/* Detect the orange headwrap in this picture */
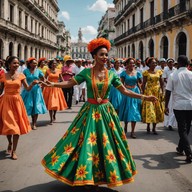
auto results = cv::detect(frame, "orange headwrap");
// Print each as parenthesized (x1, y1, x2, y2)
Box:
(38, 57, 46, 63)
(27, 57, 36, 63)
(87, 38, 111, 53)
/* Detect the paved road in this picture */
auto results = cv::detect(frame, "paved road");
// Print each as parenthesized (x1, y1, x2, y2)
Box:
(0, 102, 192, 192)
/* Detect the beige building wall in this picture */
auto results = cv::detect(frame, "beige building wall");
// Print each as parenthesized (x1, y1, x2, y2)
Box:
(114, 0, 192, 60)
(0, 0, 59, 60)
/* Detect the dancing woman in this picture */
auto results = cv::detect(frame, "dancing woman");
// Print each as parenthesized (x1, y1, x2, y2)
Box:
(0, 56, 38, 160)
(41, 38, 157, 189)
(43, 59, 68, 124)
(109, 59, 124, 113)
(142, 57, 164, 134)
(119, 58, 142, 138)
(21, 57, 47, 130)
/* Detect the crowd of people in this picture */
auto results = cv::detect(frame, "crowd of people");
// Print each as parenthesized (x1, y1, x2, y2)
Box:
(0, 37, 192, 190)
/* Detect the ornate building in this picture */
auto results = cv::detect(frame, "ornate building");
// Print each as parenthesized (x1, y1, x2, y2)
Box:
(97, 7, 116, 57)
(0, 0, 59, 60)
(57, 21, 71, 57)
(114, 0, 192, 60)
(71, 28, 91, 59)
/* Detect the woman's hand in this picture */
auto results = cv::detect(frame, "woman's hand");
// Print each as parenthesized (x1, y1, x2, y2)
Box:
(32, 80, 39, 85)
(144, 95, 158, 102)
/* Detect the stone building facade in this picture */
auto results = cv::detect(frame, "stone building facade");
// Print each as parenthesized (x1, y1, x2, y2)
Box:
(57, 21, 71, 58)
(97, 7, 116, 57)
(71, 28, 91, 59)
(114, 0, 192, 60)
(0, 0, 59, 60)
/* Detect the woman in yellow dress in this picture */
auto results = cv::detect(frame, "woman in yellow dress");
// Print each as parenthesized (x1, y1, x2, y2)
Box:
(142, 57, 164, 134)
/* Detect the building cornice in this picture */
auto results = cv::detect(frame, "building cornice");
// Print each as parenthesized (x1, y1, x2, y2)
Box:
(0, 18, 58, 49)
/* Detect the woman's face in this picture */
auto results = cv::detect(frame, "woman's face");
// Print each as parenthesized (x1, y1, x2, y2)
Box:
(149, 59, 157, 70)
(30, 60, 38, 69)
(94, 48, 108, 66)
(114, 61, 120, 68)
(51, 61, 57, 69)
(126, 59, 135, 70)
(9, 58, 19, 71)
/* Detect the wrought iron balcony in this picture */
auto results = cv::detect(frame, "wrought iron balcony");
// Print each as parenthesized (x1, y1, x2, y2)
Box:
(114, 0, 188, 44)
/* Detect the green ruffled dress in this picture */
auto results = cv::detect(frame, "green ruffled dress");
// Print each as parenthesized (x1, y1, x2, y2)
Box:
(42, 68, 137, 187)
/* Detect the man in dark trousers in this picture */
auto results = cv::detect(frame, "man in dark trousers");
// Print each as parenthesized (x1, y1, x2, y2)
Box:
(165, 55, 192, 163)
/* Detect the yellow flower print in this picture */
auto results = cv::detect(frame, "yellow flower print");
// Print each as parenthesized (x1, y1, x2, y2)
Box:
(88, 132, 97, 146)
(75, 165, 88, 180)
(92, 110, 102, 122)
(125, 162, 132, 173)
(62, 130, 69, 140)
(106, 150, 116, 163)
(88, 152, 100, 167)
(121, 132, 127, 141)
(51, 152, 59, 166)
(78, 132, 84, 147)
(71, 127, 80, 135)
(109, 121, 116, 131)
(95, 170, 104, 180)
(109, 170, 119, 183)
(64, 143, 74, 155)
(103, 133, 109, 147)
(48, 147, 56, 155)
(72, 152, 79, 161)
(118, 149, 125, 161)
(58, 162, 65, 171)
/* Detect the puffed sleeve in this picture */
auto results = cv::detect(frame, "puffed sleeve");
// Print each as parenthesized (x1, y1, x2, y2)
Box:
(142, 70, 148, 77)
(38, 69, 44, 78)
(157, 70, 163, 76)
(112, 72, 123, 88)
(137, 71, 142, 79)
(73, 68, 87, 85)
(120, 71, 126, 79)
(19, 73, 26, 81)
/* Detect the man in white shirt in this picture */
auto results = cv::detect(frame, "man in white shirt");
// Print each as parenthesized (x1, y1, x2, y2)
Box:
(17, 60, 27, 73)
(155, 58, 166, 71)
(72, 59, 86, 104)
(162, 58, 177, 130)
(165, 55, 192, 163)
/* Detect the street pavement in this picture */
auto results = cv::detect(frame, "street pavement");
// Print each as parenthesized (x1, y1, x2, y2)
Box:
(0, 102, 192, 192)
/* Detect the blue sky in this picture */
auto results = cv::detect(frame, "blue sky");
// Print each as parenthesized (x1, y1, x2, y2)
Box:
(57, 0, 114, 43)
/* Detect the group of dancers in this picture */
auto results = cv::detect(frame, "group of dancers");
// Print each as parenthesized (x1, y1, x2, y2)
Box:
(0, 37, 191, 190)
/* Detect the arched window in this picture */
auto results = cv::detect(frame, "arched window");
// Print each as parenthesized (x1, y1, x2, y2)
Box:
(30, 47, 33, 57)
(161, 36, 168, 59)
(24, 45, 28, 61)
(139, 41, 144, 61)
(17, 44, 21, 59)
(0, 39, 3, 59)
(35, 48, 37, 58)
(149, 39, 154, 57)
(177, 32, 187, 56)
(128, 45, 130, 57)
(9, 42, 13, 56)
(132, 44, 135, 58)
(124, 46, 127, 57)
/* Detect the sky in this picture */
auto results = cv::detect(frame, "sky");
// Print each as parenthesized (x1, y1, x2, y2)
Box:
(57, 0, 114, 43)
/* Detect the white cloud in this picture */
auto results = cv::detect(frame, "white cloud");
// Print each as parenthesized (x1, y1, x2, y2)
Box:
(88, 0, 114, 13)
(71, 35, 94, 43)
(61, 11, 70, 20)
(81, 26, 97, 35)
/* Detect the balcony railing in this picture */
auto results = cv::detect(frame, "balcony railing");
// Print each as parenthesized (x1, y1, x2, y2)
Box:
(114, 0, 188, 44)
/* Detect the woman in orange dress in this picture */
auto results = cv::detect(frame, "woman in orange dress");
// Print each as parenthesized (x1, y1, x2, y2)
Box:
(43, 59, 67, 124)
(0, 56, 38, 160)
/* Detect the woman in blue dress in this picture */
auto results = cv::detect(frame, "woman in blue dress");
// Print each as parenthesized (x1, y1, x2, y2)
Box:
(21, 57, 47, 130)
(119, 58, 142, 138)
(109, 59, 124, 113)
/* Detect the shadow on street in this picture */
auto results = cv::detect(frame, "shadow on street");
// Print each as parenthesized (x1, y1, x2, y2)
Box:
(1, 181, 119, 192)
